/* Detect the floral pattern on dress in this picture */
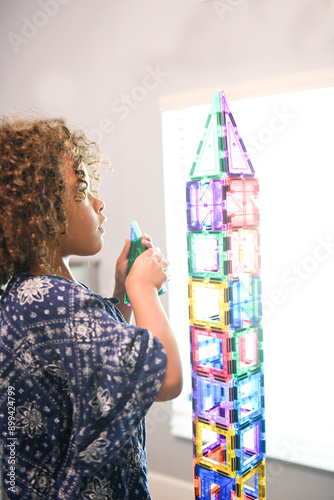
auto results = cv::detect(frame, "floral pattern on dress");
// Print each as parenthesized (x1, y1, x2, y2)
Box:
(16, 346, 35, 369)
(89, 387, 114, 419)
(15, 276, 53, 305)
(16, 401, 47, 438)
(71, 310, 100, 342)
(78, 432, 111, 464)
(81, 476, 113, 500)
(44, 363, 70, 392)
(72, 322, 94, 342)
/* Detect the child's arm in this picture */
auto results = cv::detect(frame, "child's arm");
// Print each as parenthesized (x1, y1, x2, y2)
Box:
(125, 247, 183, 401)
(113, 238, 133, 323)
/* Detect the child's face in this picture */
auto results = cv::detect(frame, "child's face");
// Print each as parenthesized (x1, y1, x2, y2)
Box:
(58, 160, 107, 259)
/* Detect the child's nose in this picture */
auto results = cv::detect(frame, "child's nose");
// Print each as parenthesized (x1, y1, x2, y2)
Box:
(97, 199, 105, 213)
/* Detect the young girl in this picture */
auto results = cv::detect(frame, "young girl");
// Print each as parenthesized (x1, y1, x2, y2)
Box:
(0, 117, 182, 499)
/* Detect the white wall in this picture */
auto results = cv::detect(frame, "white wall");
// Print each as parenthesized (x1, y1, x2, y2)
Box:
(1, 1, 334, 498)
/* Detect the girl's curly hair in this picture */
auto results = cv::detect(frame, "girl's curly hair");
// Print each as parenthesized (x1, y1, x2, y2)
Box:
(0, 116, 106, 293)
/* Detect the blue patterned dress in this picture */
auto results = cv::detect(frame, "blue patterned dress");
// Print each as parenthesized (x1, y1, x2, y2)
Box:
(0, 273, 167, 499)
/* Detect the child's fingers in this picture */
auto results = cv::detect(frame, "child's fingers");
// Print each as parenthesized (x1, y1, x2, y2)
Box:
(119, 238, 131, 260)
(162, 259, 170, 270)
(161, 260, 170, 285)
(152, 250, 170, 277)
(141, 233, 153, 249)
(127, 247, 170, 290)
(162, 260, 170, 278)
(115, 239, 132, 286)
(152, 247, 162, 260)
(141, 247, 169, 270)
(146, 247, 167, 264)
(164, 267, 171, 283)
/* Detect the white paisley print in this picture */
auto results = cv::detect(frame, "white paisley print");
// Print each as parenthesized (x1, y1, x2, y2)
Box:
(15, 276, 53, 305)
(89, 387, 114, 419)
(0, 273, 167, 499)
(82, 476, 113, 500)
(16, 401, 47, 438)
(78, 433, 111, 464)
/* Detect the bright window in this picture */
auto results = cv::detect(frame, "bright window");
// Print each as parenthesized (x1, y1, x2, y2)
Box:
(162, 85, 334, 472)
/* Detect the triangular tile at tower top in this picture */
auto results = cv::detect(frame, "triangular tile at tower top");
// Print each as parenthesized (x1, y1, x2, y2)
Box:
(220, 92, 255, 177)
(189, 92, 226, 180)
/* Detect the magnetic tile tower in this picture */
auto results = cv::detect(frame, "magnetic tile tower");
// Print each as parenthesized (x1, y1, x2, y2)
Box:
(186, 91, 266, 500)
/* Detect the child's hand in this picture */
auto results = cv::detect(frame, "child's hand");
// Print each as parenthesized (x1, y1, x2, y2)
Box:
(114, 238, 131, 289)
(125, 246, 169, 297)
(141, 233, 153, 250)
(115, 233, 154, 289)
